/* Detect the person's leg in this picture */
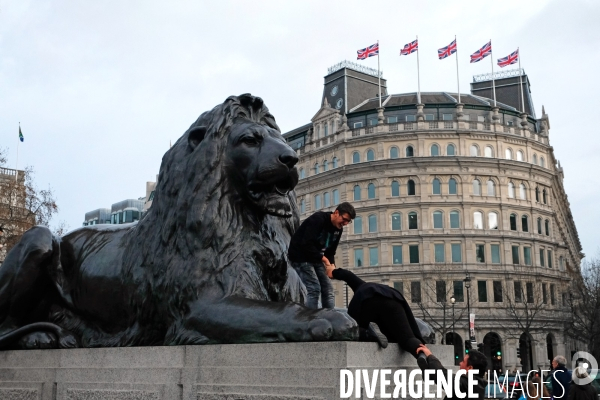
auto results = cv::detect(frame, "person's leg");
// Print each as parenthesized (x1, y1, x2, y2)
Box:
(314, 263, 335, 309)
(291, 262, 321, 309)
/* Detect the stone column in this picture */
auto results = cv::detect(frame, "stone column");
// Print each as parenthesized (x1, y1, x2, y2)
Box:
(491, 107, 501, 132)
(456, 103, 466, 130)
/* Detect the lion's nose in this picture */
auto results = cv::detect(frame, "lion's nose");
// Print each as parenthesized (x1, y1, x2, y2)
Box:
(279, 151, 298, 168)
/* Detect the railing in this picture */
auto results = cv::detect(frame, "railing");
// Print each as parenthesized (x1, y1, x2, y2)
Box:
(444, 121, 453, 129)
(366, 127, 375, 134)
(428, 122, 438, 129)
(0, 167, 18, 177)
(469, 122, 477, 130)
(388, 123, 398, 132)
(483, 123, 491, 131)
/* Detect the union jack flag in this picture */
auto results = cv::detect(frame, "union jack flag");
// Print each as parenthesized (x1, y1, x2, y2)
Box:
(357, 43, 379, 60)
(400, 40, 418, 55)
(470, 41, 492, 63)
(497, 49, 519, 68)
(438, 39, 457, 60)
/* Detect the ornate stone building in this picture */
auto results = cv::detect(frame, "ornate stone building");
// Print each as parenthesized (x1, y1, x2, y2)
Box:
(283, 61, 584, 373)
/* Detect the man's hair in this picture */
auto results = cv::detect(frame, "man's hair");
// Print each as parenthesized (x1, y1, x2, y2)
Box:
(553, 355, 567, 367)
(336, 202, 356, 219)
(467, 350, 488, 376)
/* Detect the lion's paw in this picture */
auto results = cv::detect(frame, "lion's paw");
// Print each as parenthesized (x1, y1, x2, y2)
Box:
(18, 332, 58, 349)
(311, 309, 358, 341)
(57, 329, 79, 349)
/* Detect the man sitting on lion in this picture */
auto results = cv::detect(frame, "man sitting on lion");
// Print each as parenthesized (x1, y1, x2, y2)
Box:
(0, 94, 357, 349)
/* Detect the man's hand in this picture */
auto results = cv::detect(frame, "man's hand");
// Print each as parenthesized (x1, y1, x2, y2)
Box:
(322, 256, 331, 267)
(325, 263, 335, 279)
(417, 344, 432, 357)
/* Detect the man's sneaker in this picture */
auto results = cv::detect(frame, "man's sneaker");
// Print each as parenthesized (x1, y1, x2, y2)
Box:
(417, 352, 429, 370)
(367, 322, 388, 348)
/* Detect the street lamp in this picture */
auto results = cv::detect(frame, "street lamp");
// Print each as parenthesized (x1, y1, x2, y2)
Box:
(450, 296, 456, 344)
(464, 272, 472, 342)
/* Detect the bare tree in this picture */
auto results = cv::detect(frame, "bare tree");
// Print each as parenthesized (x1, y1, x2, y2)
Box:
(502, 276, 554, 339)
(567, 255, 600, 361)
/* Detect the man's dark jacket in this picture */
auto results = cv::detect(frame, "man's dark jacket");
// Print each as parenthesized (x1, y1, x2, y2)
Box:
(288, 211, 342, 264)
(551, 367, 571, 399)
(568, 383, 597, 400)
(426, 355, 486, 400)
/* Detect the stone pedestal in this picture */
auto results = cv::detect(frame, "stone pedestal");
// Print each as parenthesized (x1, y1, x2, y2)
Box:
(0, 342, 453, 400)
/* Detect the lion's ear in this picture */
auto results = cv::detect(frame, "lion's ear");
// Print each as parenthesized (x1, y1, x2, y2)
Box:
(188, 126, 207, 150)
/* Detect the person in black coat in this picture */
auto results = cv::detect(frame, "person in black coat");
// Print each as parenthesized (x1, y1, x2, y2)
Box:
(552, 356, 572, 399)
(568, 367, 598, 400)
(324, 264, 428, 365)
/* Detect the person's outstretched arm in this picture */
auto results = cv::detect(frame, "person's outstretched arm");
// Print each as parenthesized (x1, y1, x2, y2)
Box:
(325, 265, 365, 292)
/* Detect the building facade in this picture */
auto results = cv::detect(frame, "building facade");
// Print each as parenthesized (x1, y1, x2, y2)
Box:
(283, 62, 584, 373)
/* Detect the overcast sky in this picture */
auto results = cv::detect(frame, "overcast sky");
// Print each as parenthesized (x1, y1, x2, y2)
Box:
(0, 0, 598, 259)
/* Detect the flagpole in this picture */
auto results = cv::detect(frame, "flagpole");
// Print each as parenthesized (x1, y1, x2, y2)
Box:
(455, 35, 461, 103)
(377, 40, 382, 108)
(490, 40, 497, 107)
(15, 123, 20, 182)
(416, 35, 421, 104)
(518, 48, 525, 114)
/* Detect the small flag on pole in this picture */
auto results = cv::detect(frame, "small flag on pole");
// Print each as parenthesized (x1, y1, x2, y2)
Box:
(357, 43, 379, 60)
(470, 41, 492, 63)
(497, 49, 519, 68)
(19, 126, 24, 142)
(438, 39, 457, 59)
(400, 40, 418, 55)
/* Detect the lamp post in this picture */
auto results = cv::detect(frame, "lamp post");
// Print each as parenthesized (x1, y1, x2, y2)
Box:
(451, 296, 456, 344)
(464, 272, 472, 342)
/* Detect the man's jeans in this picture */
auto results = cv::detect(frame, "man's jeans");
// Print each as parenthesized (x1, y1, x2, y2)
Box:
(291, 261, 335, 309)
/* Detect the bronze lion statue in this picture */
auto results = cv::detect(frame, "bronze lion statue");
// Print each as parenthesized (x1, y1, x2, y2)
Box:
(0, 94, 357, 349)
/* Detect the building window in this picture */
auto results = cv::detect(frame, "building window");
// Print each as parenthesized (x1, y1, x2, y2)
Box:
(388, 116, 398, 123)
(332, 157, 338, 168)
(520, 184, 526, 200)
(484, 146, 493, 158)
(537, 218, 542, 234)
(476, 244, 485, 262)
(333, 189, 339, 205)
(366, 149, 375, 161)
(548, 250, 553, 268)
(470, 145, 479, 157)
(443, 113, 453, 121)
(392, 245, 403, 264)
(493, 281, 503, 302)
(411, 281, 421, 302)
(354, 216, 363, 234)
(408, 212, 418, 229)
(478, 281, 488, 302)
(524, 247, 532, 265)
(407, 180, 416, 195)
(453, 281, 464, 302)
(451, 243, 462, 262)
(352, 152, 360, 164)
(487, 180, 495, 196)
(533, 154, 538, 165)
(433, 211, 443, 229)
(505, 148, 513, 160)
(425, 114, 434, 121)
(473, 179, 481, 196)
(473, 212, 483, 229)
(432, 178, 441, 195)
(300, 199, 306, 214)
(391, 181, 400, 197)
(323, 160, 328, 171)
(354, 122, 363, 129)
(436, 281, 447, 302)
(314, 194, 321, 210)
(535, 187, 540, 202)
(550, 284, 556, 305)
(368, 214, 377, 232)
(391, 213, 401, 230)
(369, 247, 378, 266)
(367, 183, 376, 199)
(517, 150, 524, 161)
(539, 248, 545, 267)
(409, 245, 419, 263)
(406, 115, 416, 122)
(299, 168, 305, 179)
(449, 178, 457, 194)
(510, 213, 517, 231)
(512, 245, 520, 264)
(543, 189, 548, 204)
(488, 212, 498, 230)
(324, 124, 329, 136)
(508, 182, 515, 198)
(447, 144, 456, 156)
(540, 157, 545, 168)
(521, 215, 529, 232)
(354, 249, 364, 267)
(431, 144, 440, 156)
(390, 147, 399, 159)
(394, 281, 404, 294)
(542, 283, 548, 304)
(434, 243, 445, 263)
(527, 285, 535, 305)
(545, 219, 550, 236)
(514, 281, 522, 303)
(491, 244, 501, 264)
(450, 211, 460, 228)
(353, 185, 361, 201)
(314, 163, 320, 174)
(406, 146, 414, 157)
(324, 192, 330, 207)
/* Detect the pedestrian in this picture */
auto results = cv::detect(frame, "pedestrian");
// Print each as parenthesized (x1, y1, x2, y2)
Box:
(288, 202, 355, 309)
(568, 366, 598, 400)
(323, 263, 429, 365)
(416, 345, 488, 399)
(551, 355, 571, 399)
